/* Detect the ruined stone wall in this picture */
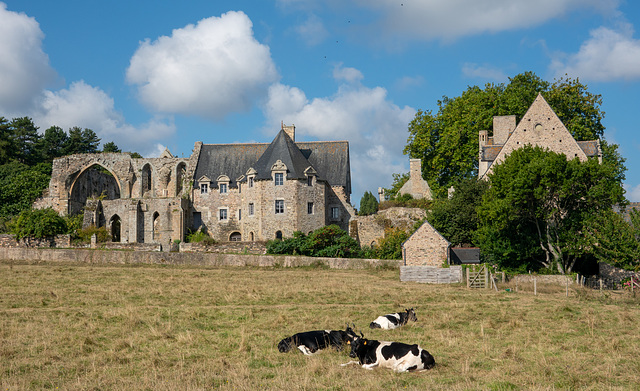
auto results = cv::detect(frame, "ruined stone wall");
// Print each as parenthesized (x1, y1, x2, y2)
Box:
(402, 220, 449, 267)
(353, 207, 427, 247)
(326, 185, 355, 232)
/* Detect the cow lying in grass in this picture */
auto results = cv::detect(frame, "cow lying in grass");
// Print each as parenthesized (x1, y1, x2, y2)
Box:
(369, 308, 417, 330)
(278, 325, 357, 355)
(341, 333, 435, 372)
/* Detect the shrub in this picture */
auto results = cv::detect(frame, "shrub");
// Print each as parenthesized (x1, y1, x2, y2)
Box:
(11, 208, 67, 240)
(75, 225, 111, 244)
(186, 230, 216, 246)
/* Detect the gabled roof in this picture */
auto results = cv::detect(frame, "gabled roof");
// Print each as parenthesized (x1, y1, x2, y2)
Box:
(253, 130, 315, 180)
(192, 130, 351, 192)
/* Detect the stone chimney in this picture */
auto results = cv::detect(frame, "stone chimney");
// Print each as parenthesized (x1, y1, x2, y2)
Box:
(493, 115, 516, 145)
(409, 159, 422, 182)
(282, 122, 295, 142)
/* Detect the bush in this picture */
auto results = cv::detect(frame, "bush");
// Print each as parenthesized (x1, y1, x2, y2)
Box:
(11, 208, 67, 240)
(75, 225, 111, 244)
(186, 230, 216, 246)
(266, 225, 364, 258)
(372, 227, 409, 260)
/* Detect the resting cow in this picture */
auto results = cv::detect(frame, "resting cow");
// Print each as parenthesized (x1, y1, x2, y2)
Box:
(342, 334, 435, 372)
(278, 325, 357, 355)
(369, 308, 417, 330)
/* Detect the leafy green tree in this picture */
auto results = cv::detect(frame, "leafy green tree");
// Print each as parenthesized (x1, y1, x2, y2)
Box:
(11, 207, 67, 240)
(382, 172, 409, 200)
(9, 117, 42, 165)
(582, 209, 640, 271)
(476, 146, 626, 274)
(64, 127, 101, 155)
(0, 162, 52, 219)
(102, 141, 121, 153)
(0, 117, 11, 164)
(404, 72, 606, 195)
(373, 227, 409, 260)
(39, 126, 69, 162)
(359, 191, 379, 216)
(427, 178, 489, 246)
(129, 152, 143, 159)
(266, 225, 364, 258)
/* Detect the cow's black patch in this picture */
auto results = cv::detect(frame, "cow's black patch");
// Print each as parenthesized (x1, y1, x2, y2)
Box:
(381, 342, 414, 360)
(384, 315, 400, 325)
(406, 365, 417, 371)
(420, 349, 436, 369)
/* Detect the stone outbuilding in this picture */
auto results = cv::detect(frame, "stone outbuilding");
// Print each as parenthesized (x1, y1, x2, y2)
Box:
(402, 220, 450, 266)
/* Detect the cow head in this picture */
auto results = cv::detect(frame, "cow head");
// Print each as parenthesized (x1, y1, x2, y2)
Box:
(406, 308, 418, 322)
(277, 338, 292, 353)
(344, 323, 358, 342)
(347, 332, 366, 358)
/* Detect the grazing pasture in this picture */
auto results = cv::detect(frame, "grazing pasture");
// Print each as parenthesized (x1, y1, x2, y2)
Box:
(1, 260, 640, 390)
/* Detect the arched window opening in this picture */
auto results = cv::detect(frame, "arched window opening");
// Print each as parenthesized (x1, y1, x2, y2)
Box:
(110, 215, 121, 242)
(275, 230, 283, 240)
(229, 232, 242, 242)
(176, 162, 186, 196)
(142, 164, 152, 197)
(153, 212, 160, 240)
(250, 232, 254, 241)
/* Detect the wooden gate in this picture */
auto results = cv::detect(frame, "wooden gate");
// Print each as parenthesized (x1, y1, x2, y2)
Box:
(467, 264, 488, 289)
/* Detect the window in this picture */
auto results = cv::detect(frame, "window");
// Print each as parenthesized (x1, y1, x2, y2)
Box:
(200, 183, 208, 194)
(219, 183, 227, 194)
(274, 173, 284, 186)
(307, 202, 314, 214)
(238, 209, 241, 221)
(275, 200, 284, 214)
(331, 207, 339, 220)
(248, 203, 254, 216)
(219, 208, 228, 221)
(248, 177, 254, 188)
(307, 176, 313, 186)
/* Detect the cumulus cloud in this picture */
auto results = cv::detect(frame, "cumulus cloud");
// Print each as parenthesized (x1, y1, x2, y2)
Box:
(0, 2, 56, 114)
(332, 64, 364, 83)
(625, 183, 640, 202)
(551, 23, 640, 81)
(263, 65, 415, 200)
(33, 81, 175, 157)
(462, 63, 508, 82)
(126, 11, 278, 119)
(295, 14, 329, 46)
(354, 0, 619, 41)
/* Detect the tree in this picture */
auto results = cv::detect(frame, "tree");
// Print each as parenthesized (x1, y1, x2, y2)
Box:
(39, 126, 69, 162)
(582, 209, 640, 271)
(373, 227, 409, 260)
(266, 225, 364, 258)
(427, 178, 488, 246)
(383, 172, 409, 200)
(11, 207, 67, 240)
(404, 72, 606, 196)
(0, 162, 52, 219)
(64, 127, 101, 155)
(0, 117, 11, 164)
(359, 191, 379, 216)
(102, 141, 121, 153)
(476, 146, 626, 274)
(9, 117, 42, 165)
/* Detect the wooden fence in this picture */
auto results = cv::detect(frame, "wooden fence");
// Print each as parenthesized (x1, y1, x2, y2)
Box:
(400, 266, 463, 284)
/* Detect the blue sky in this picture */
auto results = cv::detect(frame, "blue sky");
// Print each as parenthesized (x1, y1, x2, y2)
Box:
(1, 0, 639, 205)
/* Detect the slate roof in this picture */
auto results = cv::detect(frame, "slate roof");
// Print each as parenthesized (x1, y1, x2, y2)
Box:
(192, 130, 351, 192)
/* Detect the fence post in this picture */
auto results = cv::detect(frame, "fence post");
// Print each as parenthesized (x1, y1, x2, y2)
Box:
(501, 272, 505, 283)
(566, 276, 569, 297)
(515, 277, 518, 293)
(534, 278, 537, 296)
(599, 278, 603, 291)
(466, 267, 470, 288)
(484, 266, 489, 289)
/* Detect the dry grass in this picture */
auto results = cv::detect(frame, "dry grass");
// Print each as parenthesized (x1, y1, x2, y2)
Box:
(1, 261, 640, 390)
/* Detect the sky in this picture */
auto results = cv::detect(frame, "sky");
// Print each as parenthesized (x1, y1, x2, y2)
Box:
(1, 0, 640, 205)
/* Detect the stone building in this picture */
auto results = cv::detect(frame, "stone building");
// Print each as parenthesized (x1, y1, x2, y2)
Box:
(402, 220, 450, 266)
(397, 158, 432, 200)
(35, 124, 354, 245)
(479, 93, 601, 179)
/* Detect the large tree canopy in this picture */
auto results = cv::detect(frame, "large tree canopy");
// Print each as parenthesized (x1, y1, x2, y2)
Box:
(404, 72, 606, 196)
(476, 146, 626, 274)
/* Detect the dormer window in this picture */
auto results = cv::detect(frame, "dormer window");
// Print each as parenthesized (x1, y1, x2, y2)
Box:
(304, 166, 317, 187)
(217, 175, 230, 195)
(274, 173, 284, 186)
(249, 177, 254, 188)
(198, 175, 211, 194)
(307, 176, 313, 186)
(246, 168, 257, 188)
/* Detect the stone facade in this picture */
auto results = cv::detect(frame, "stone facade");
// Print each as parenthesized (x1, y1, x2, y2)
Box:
(351, 207, 427, 247)
(34, 125, 354, 245)
(402, 220, 450, 266)
(479, 93, 601, 179)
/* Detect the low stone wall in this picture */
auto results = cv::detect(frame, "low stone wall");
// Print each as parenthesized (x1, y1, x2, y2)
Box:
(180, 241, 267, 254)
(0, 247, 401, 270)
(0, 234, 71, 248)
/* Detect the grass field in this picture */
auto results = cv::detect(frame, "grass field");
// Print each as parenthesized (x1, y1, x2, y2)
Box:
(1, 260, 640, 390)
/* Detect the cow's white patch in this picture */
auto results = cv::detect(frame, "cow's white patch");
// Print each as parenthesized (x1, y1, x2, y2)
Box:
(297, 345, 314, 356)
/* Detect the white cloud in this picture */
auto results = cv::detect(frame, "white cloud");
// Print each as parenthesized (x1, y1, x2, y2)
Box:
(263, 73, 416, 201)
(333, 63, 364, 83)
(126, 11, 278, 119)
(551, 23, 640, 81)
(353, 0, 619, 41)
(295, 14, 329, 46)
(462, 63, 508, 82)
(34, 81, 176, 157)
(0, 2, 56, 114)
(626, 183, 640, 202)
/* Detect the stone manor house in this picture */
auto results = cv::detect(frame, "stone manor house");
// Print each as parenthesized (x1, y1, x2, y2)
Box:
(35, 125, 355, 245)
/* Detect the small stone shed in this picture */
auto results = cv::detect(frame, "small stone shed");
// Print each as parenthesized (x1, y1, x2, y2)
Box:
(402, 220, 450, 266)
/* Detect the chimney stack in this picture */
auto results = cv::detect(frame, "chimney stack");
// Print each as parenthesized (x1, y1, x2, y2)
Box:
(282, 122, 295, 141)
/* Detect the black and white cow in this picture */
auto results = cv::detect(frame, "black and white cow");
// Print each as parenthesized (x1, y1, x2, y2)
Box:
(342, 334, 435, 372)
(278, 325, 357, 355)
(369, 308, 417, 330)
